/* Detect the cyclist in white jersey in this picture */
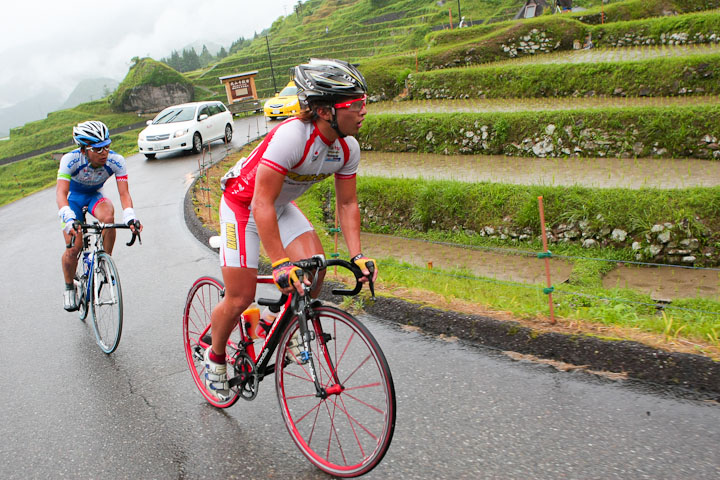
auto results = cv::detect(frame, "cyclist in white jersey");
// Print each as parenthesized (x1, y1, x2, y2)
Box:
(57, 120, 142, 311)
(203, 59, 378, 401)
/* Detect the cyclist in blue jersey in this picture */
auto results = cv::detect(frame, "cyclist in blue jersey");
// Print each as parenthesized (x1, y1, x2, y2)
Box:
(57, 120, 142, 311)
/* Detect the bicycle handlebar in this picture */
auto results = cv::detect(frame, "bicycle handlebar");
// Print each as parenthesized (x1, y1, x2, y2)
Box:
(66, 222, 142, 249)
(257, 256, 376, 308)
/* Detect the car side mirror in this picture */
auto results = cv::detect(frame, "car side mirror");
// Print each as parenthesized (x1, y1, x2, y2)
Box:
(146, 120, 153, 125)
(199, 114, 208, 121)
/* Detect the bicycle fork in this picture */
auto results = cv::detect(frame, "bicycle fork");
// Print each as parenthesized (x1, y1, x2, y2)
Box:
(297, 301, 344, 400)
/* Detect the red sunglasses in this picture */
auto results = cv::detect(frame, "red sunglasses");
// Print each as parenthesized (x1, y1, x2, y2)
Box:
(333, 95, 366, 111)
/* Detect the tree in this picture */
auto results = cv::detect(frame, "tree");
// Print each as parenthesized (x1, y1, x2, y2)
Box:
(217, 47, 228, 60)
(199, 45, 213, 67)
(182, 48, 201, 71)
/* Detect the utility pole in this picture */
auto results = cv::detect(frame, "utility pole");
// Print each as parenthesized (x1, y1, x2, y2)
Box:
(457, 0, 461, 27)
(266, 35, 277, 94)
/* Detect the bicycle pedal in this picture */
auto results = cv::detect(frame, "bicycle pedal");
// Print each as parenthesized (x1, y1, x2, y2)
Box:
(193, 346, 204, 362)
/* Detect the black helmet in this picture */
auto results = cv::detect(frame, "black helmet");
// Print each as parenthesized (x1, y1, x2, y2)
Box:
(294, 58, 367, 108)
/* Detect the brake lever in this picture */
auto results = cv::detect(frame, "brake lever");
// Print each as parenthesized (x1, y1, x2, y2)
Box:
(366, 261, 376, 300)
(126, 221, 142, 246)
(126, 231, 141, 246)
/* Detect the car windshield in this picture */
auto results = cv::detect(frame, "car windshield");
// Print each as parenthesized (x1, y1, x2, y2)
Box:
(153, 106, 196, 124)
(278, 85, 297, 96)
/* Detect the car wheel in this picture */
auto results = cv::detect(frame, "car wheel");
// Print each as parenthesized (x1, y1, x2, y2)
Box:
(191, 132, 202, 154)
(144, 153, 156, 159)
(224, 124, 233, 143)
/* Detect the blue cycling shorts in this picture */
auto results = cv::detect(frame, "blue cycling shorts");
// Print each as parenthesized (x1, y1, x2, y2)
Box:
(67, 190, 107, 220)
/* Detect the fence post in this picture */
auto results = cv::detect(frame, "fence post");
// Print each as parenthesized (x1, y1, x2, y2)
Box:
(537, 196, 556, 324)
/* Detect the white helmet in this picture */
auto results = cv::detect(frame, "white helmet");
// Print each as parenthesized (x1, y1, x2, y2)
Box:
(72, 120, 111, 147)
(294, 58, 367, 108)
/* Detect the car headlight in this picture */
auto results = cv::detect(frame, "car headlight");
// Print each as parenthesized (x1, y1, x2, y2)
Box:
(174, 128, 189, 138)
(285, 100, 298, 107)
(139, 135, 146, 141)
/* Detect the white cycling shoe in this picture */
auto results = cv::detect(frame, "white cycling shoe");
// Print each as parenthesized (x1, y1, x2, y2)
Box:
(63, 288, 78, 312)
(203, 348, 231, 401)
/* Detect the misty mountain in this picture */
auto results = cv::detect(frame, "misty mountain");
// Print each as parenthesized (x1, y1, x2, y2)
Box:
(59, 78, 119, 110)
(181, 40, 223, 56)
(0, 90, 63, 138)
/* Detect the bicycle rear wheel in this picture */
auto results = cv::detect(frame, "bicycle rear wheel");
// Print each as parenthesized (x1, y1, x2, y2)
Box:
(275, 305, 396, 477)
(91, 252, 123, 354)
(182, 276, 240, 408)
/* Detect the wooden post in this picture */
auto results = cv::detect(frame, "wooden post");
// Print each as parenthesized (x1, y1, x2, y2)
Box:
(537, 196, 556, 324)
(449, 9, 453, 29)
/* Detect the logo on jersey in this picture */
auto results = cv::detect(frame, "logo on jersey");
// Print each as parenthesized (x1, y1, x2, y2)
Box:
(225, 223, 238, 250)
(325, 145, 341, 162)
(310, 150, 320, 162)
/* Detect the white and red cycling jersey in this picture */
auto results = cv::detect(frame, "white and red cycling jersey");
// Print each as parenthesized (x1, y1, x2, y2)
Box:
(221, 117, 360, 208)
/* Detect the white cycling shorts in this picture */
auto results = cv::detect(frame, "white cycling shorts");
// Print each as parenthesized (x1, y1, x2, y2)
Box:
(218, 196, 314, 269)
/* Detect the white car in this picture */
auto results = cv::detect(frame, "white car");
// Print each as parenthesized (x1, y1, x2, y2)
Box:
(137, 101, 234, 159)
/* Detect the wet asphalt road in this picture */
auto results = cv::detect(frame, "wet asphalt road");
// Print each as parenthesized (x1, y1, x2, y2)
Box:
(0, 114, 718, 479)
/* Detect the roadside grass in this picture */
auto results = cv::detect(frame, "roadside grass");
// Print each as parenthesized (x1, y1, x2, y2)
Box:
(0, 100, 142, 160)
(195, 148, 720, 355)
(0, 130, 142, 207)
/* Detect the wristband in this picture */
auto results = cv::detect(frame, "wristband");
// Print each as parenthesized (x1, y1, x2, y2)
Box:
(272, 257, 291, 268)
(58, 205, 76, 225)
(122, 207, 136, 224)
(351, 253, 364, 262)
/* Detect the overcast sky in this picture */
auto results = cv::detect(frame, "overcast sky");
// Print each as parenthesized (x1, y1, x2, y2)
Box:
(0, 0, 297, 108)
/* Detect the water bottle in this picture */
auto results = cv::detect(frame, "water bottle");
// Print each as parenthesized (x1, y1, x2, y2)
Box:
(82, 252, 91, 277)
(242, 306, 261, 340)
(257, 307, 278, 339)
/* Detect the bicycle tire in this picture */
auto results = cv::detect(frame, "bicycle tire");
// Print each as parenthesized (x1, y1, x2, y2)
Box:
(74, 252, 89, 321)
(275, 305, 396, 477)
(182, 276, 241, 408)
(91, 252, 123, 353)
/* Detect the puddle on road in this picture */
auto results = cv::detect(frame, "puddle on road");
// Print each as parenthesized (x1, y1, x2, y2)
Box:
(359, 151, 720, 189)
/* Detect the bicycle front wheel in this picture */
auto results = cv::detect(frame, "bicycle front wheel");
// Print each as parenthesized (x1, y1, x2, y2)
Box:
(276, 305, 396, 477)
(74, 252, 89, 321)
(182, 276, 240, 408)
(91, 252, 123, 354)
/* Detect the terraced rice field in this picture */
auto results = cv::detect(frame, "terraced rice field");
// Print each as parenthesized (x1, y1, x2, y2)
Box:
(358, 151, 720, 189)
(369, 94, 720, 114)
(484, 43, 720, 68)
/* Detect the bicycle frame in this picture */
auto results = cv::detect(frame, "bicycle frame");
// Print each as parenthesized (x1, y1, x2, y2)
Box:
(197, 257, 372, 396)
(74, 223, 138, 306)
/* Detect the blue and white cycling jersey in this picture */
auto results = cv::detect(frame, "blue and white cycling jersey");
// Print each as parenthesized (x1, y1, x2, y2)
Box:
(57, 148, 128, 194)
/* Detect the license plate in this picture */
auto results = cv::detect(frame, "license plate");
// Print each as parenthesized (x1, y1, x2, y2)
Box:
(272, 110, 280, 115)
